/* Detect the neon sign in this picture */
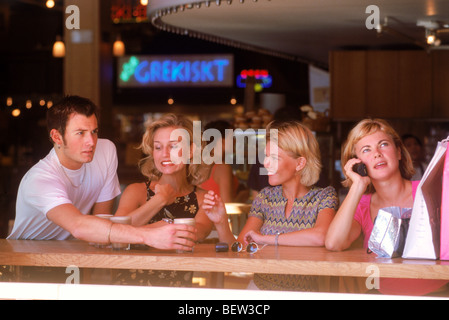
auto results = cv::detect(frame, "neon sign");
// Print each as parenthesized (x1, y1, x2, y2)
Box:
(236, 69, 272, 89)
(118, 54, 234, 88)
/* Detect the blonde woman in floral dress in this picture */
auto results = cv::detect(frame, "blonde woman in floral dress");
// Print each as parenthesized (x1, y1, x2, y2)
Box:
(114, 113, 213, 287)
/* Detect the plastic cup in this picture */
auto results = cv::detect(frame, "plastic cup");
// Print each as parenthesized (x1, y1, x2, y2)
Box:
(110, 216, 132, 250)
(91, 214, 114, 248)
(174, 218, 196, 253)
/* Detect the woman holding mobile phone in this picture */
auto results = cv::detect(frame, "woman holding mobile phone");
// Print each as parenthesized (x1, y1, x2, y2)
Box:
(325, 118, 447, 296)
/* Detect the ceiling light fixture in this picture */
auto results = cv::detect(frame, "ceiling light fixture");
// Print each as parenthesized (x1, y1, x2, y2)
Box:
(12, 109, 21, 117)
(417, 19, 446, 48)
(52, 35, 65, 58)
(425, 29, 442, 47)
(46, 0, 55, 9)
(113, 35, 126, 57)
(426, 31, 436, 45)
(376, 17, 428, 49)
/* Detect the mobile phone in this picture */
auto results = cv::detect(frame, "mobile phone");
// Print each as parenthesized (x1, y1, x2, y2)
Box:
(215, 242, 229, 252)
(352, 162, 368, 177)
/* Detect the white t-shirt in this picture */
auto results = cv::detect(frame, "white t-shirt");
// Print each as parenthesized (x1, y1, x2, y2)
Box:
(8, 139, 121, 240)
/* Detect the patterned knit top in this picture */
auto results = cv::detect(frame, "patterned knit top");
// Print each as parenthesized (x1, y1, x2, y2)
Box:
(249, 185, 338, 291)
(250, 185, 338, 236)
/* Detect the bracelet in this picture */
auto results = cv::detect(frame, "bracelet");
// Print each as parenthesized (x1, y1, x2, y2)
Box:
(275, 232, 281, 246)
(107, 222, 113, 244)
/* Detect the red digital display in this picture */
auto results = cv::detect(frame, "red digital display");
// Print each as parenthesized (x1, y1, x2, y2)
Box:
(237, 69, 272, 89)
(111, 0, 148, 23)
(240, 69, 269, 79)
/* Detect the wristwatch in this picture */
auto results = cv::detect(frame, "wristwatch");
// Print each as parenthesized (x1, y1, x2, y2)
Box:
(275, 232, 281, 246)
(162, 218, 173, 224)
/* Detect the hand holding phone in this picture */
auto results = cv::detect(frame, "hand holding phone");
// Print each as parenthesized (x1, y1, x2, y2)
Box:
(352, 162, 368, 177)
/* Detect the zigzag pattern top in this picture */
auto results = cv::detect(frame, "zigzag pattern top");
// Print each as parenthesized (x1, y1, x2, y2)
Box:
(249, 185, 338, 235)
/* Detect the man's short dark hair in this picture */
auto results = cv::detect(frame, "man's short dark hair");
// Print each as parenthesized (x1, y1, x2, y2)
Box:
(47, 95, 99, 142)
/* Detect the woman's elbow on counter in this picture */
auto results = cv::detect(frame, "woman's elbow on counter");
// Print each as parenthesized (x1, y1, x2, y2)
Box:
(324, 237, 346, 252)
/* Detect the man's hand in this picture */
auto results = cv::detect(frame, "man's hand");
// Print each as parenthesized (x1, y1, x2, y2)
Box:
(140, 223, 197, 251)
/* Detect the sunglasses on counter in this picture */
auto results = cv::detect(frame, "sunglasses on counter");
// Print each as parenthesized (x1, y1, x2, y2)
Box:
(231, 241, 266, 254)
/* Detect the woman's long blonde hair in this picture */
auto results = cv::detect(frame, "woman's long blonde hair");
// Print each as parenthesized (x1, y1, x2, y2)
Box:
(139, 113, 211, 185)
(341, 118, 415, 193)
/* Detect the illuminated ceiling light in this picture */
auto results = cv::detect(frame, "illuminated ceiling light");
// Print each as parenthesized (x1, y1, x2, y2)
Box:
(168, 98, 174, 105)
(426, 28, 437, 45)
(6, 97, 13, 106)
(47, 101, 54, 109)
(113, 35, 126, 57)
(140, 0, 148, 5)
(39, 99, 46, 106)
(12, 109, 21, 117)
(26, 100, 32, 109)
(230, 98, 237, 105)
(52, 36, 65, 58)
(417, 20, 443, 47)
(46, 0, 55, 9)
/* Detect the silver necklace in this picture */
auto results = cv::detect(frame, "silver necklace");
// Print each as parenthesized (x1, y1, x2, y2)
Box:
(60, 165, 86, 188)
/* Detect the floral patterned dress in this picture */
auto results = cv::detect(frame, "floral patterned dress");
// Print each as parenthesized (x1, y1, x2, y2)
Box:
(114, 181, 199, 287)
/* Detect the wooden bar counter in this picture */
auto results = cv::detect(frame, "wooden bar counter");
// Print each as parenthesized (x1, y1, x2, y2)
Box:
(1, 239, 449, 280)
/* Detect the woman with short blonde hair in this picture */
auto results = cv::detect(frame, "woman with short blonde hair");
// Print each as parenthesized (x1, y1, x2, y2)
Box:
(204, 120, 338, 291)
(266, 120, 322, 187)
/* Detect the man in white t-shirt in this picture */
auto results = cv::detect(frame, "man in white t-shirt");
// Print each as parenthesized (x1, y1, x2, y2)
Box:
(8, 95, 196, 251)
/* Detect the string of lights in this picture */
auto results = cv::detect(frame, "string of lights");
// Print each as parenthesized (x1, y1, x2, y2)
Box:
(0, 95, 62, 118)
